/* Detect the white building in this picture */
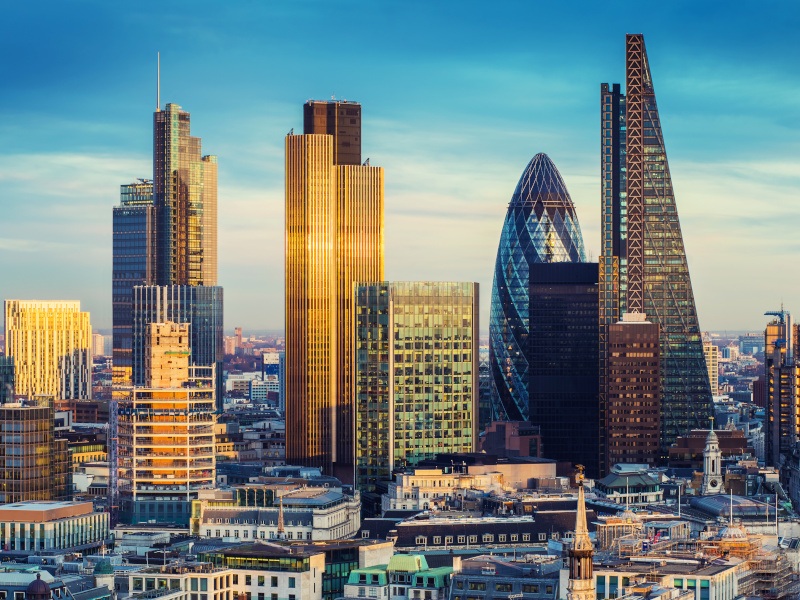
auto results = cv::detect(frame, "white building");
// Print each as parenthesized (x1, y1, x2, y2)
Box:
(0, 501, 110, 553)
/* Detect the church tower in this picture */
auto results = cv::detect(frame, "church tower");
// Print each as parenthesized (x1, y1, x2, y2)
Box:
(568, 465, 596, 600)
(701, 420, 725, 495)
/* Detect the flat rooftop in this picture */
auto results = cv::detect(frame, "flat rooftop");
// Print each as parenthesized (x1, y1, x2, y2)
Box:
(0, 501, 94, 522)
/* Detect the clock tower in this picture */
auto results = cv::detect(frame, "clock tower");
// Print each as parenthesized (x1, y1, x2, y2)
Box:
(701, 419, 725, 495)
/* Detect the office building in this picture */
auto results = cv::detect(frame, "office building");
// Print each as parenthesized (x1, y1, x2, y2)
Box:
(606, 313, 661, 468)
(0, 396, 70, 503)
(353, 281, 478, 508)
(117, 323, 216, 526)
(764, 311, 797, 467)
(489, 153, 588, 424)
(285, 100, 384, 481)
(153, 103, 218, 287)
(703, 337, 720, 395)
(4, 300, 92, 400)
(132, 285, 224, 411)
(599, 35, 712, 469)
(112, 180, 155, 388)
(303, 100, 361, 165)
(528, 261, 599, 476)
(0, 501, 110, 554)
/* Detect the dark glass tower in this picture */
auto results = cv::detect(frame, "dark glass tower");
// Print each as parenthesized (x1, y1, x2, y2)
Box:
(600, 34, 712, 467)
(489, 153, 587, 423)
(112, 181, 155, 388)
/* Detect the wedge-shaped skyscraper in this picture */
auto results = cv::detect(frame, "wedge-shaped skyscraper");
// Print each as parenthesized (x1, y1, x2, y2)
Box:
(599, 34, 712, 469)
(489, 153, 587, 422)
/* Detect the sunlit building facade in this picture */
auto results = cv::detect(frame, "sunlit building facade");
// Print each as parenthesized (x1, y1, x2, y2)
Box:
(599, 34, 712, 469)
(354, 282, 478, 505)
(489, 153, 588, 423)
(4, 300, 92, 400)
(112, 180, 155, 388)
(154, 103, 218, 287)
(285, 100, 384, 482)
(118, 323, 215, 526)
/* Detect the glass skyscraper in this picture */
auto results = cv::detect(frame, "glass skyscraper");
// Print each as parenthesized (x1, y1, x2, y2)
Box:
(285, 101, 384, 483)
(489, 153, 587, 423)
(600, 34, 712, 467)
(132, 285, 224, 411)
(112, 180, 155, 388)
(354, 281, 478, 513)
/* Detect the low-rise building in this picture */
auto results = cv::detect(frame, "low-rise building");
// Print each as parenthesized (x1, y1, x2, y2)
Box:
(449, 554, 561, 600)
(343, 554, 452, 600)
(0, 501, 111, 555)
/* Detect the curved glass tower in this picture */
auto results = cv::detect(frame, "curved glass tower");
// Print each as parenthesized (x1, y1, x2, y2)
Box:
(489, 153, 587, 422)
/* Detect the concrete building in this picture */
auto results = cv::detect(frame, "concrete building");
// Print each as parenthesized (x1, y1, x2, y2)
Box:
(191, 484, 361, 541)
(703, 337, 719, 395)
(0, 501, 110, 555)
(449, 555, 561, 600)
(117, 323, 215, 526)
(343, 554, 453, 600)
(4, 300, 92, 400)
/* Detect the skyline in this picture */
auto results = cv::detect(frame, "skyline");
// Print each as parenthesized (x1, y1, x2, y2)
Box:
(2, 2, 799, 332)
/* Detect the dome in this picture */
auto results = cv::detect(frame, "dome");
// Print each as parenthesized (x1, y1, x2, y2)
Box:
(719, 526, 747, 540)
(620, 508, 641, 523)
(706, 429, 719, 444)
(489, 153, 587, 422)
(26, 574, 50, 599)
(94, 560, 114, 575)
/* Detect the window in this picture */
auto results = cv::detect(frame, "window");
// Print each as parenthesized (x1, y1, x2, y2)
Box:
(258, 576, 265, 587)
(522, 584, 539, 593)
(245, 576, 252, 586)
(288, 578, 295, 589)
(415, 536, 426, 545)
(522, 534, 530, 541)
(445, 536, 453, 545)
(510, 534, 518, 542)
(498, 534, 506, 542)
(205, 530, 211, 537)
(540, 532, 548, 541)
(433, 536, 441, 545)
(495, 583, 512, 592)
(232, 576, 238, 585)
(469, 535, 477, 544)
(482, 534, 493, 543)
(467, 582, 486, 591)
(458, 536, 466, 544)
(362, 530, 370, 538)
(271, 577, 278, 588)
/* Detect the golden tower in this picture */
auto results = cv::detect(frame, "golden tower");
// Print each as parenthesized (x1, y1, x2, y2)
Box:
(285, 101, 384, 481)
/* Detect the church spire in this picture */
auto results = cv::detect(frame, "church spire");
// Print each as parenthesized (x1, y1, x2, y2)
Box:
(568, 465, 596, 600)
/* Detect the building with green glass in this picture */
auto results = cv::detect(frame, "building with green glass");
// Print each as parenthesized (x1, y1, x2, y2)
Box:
(354, 281, 479, 511)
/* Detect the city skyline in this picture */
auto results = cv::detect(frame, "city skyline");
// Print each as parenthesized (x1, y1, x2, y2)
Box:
(2, 2, 799, 331)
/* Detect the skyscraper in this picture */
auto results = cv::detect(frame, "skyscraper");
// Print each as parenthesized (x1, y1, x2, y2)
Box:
(285, 100, 384, 482)
(489, 153, 588, 422)
(600, 34, 712, 468)
(153, 103, 218, 287)
(354, 281, 479, 512)
(112, 180, 155, 388)
(4, 300, 92, 400)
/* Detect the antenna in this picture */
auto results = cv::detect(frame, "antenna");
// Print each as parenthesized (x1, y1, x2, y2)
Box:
(156, 51, 161, 111)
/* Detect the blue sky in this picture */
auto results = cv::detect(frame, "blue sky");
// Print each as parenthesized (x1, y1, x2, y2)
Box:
(1, 1, 798, 332)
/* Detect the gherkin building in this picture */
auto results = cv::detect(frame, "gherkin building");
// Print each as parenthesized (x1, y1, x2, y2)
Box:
(489, 153, 587, 422)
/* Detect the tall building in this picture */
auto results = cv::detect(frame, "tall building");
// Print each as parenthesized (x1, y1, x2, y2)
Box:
(117, 322, 215, 525)
(764, 311, 797, 467)
(0, 396, 70, 503)
(285, 100, 384, 482)
(489, 153, 587, 424)
(703, 337, 720, 395)
(354, 281, 478, 513)
(112, 180, 155, 388)
(599, 34, 712, 468)
(528, 262, 599, 476)
(4, 300, 92, 400)
(606, 313, 661, 468)
(153, 103, 218, 287)
(303, 100, 361, 165)
(132, 285, 224, 411)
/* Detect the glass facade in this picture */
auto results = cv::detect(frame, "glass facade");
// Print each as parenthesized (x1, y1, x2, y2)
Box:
(112, 180, 154, 388)
(528, 263, 599, 477)
(0, 357, 14, 403)
(601, 35, 712, 462)
(285, 117, 384, 482)
(153, 103, 217, 287)
(489, 153, 587, 423)
(132, 285, 224, 411)
(354, 281, 478, 499)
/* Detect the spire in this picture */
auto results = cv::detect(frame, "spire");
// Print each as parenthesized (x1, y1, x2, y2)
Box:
(156, 51, 161, 112)
(573, 465, 592, 552)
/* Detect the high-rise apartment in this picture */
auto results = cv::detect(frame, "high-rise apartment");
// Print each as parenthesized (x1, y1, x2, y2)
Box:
(112, 180, 155, 387)
(354, 281, 478, 513)
(606, 313, 661, 468)
(0, 396, 71, 503)
(599, 34, 712, 469)
(489, 153, 588, 424)
(764, 311, 797, 467)
(4, 300, 92, 400)
(285, 100, 384, 482)
(117, 322, 215, 525)
(703, 337, 720, 395)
